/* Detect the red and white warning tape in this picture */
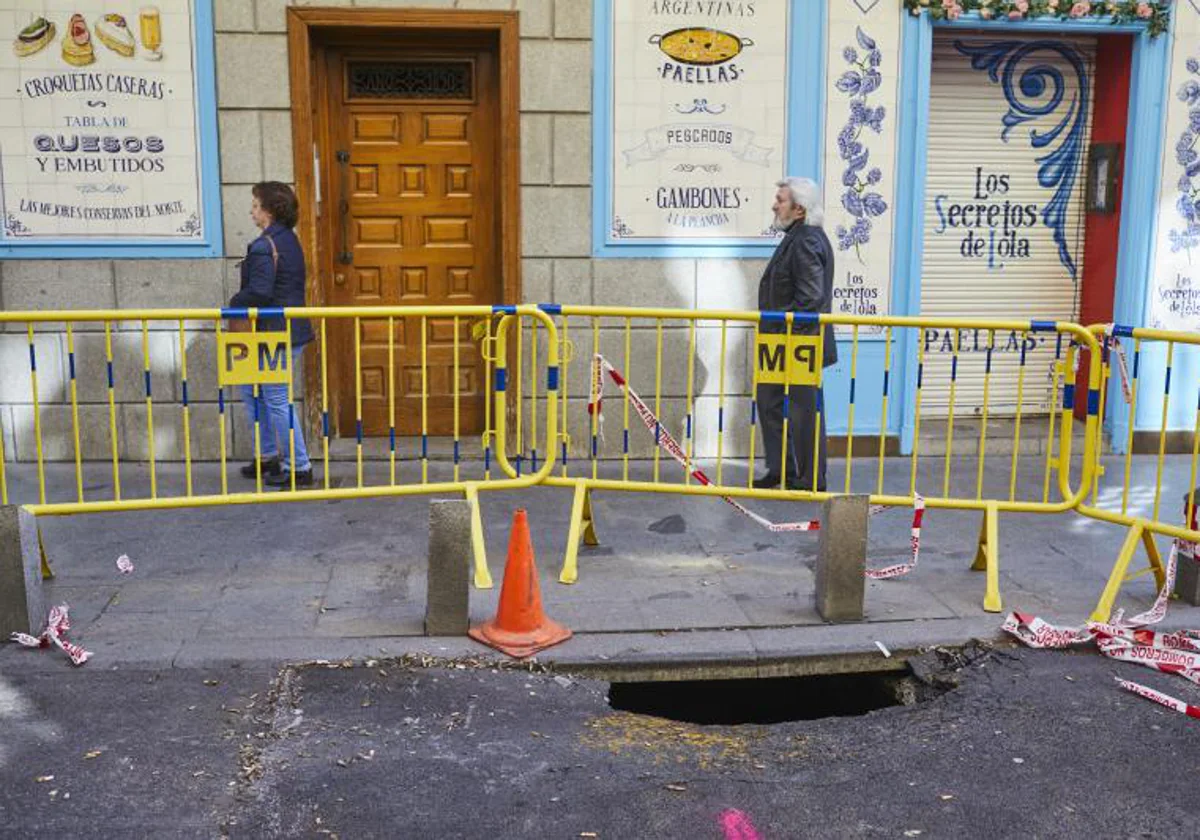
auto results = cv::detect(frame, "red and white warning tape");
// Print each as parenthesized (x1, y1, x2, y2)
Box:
(9, 603, 91, 666)
(587, 353, 925, 577)
(1003, 541, 1200, 718)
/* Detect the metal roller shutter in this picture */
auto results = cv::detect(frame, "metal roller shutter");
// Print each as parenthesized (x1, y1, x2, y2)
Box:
(919, 31, 1096, 417)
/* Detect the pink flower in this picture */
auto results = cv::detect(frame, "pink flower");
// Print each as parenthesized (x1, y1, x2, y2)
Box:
(980, 7, 994, 18)
(941, 0, 955, 7)
(1136, 2, 1153, 18)
(1015, 0, 1029, 11)
(1008, 10, 1024, 18)
(1070, 1, 1091, 17)
(947, 4, 962, 19)
(1048, 0, 1059, 9)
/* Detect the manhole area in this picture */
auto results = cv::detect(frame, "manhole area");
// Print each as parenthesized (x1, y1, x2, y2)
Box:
(608, 672, 932, 725)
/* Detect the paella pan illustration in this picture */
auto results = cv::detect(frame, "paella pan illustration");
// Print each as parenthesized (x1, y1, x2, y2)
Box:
(648, 27, 752, 66)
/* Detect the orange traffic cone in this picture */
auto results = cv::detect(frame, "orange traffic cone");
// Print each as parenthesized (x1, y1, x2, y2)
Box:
(469, 509, 572, 659)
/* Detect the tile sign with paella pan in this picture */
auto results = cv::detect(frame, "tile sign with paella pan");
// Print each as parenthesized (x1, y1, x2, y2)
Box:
(0, 0, 207, 244)
(609, 1, 788, 242)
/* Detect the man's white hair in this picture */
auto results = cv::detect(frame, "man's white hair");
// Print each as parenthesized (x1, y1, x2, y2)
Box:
(776, 177, 824, 227)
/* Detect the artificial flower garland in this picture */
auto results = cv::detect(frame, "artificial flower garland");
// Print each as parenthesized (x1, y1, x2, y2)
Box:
(902, 0, 1171, 37)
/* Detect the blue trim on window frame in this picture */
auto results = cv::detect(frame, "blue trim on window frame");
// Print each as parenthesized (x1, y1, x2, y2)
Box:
(0, 0, 224, 260)
(590, 0, 825, 259)
(892, 12, 1169, 454)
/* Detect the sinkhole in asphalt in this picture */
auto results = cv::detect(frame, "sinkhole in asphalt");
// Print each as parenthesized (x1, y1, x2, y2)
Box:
(607, 672, 917, 725)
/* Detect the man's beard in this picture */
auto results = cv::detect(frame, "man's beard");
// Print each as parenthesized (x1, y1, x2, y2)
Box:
(771, 215, 796, 232)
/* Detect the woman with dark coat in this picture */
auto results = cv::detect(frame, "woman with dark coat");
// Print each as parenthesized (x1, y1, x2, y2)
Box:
(229, 181, 315, 487)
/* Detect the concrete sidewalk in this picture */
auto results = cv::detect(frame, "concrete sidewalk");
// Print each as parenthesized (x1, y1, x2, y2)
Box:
(2, 454, 1198, 676)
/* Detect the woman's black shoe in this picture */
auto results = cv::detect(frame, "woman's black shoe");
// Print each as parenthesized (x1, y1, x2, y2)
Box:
(240, 457, 281, 479)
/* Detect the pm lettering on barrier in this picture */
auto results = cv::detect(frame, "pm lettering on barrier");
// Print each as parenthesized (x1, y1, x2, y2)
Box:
(754, 333, 823, 386)
(218, 332, 291, 386)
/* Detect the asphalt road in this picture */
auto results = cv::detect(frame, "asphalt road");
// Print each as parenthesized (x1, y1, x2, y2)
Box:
(3, 646, 1200, 839)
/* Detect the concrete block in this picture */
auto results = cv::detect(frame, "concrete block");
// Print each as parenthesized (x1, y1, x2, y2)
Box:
(218, 110, 262, 183)
(554, 0, 591, 37)
(815, 494, 868, 622)
(254, 0, 353, 34)
(0, 260, 116, 313)
(215, 0, 256, 32)
(0, 506, 46, 636)
(521, 187, 590, 257)
(522, 259, 553, 304)
(115, 259, 225, 309)
(222, 184, 260, 257)
(553, 114, 591, 185)
(553, 259, 592, 304)
(182, 330, 222, 398)
(1175, 551, 1200, 606)
(120, 402, 231, 462)
(592, 259, 696, 308)
(425, 499, 471, 635)
(515, 0, 552, 37)
(697, 259, 767, 310)
(260, 111, 295, 181)
(0, 333, 65, 406)
(216, 35, 290, 108)
(520, 40, 591, 112)
(72, 329, 177, 404)
(456, 0, 513, 9)
(521, 113, 552, 185)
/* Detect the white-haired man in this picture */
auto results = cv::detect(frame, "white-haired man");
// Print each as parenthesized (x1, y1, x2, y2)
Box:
(754, 177, 837, 491)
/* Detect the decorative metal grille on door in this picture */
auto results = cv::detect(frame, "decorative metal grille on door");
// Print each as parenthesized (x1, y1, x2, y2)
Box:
(347, 62, 473, 100)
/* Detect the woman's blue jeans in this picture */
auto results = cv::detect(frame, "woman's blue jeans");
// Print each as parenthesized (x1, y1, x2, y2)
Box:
(238, 344, 311, 472)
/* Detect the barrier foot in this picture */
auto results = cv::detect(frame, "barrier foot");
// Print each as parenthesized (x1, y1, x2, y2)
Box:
(465, 486, 492, 589)
(971, 502, 1002, 613)
(560, 481, 596, 584)
(38, 526, 53, 580)
(1090, 521, 1144, 623)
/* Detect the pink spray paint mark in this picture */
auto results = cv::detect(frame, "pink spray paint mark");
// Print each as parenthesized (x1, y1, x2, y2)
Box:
(719, 808, 761, 840)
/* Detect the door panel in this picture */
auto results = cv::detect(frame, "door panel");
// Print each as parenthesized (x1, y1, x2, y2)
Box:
(323, 45, 498, 438)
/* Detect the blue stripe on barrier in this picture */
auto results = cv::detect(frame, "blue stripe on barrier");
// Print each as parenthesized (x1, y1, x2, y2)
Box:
(28, 344, 36, 372)
(514, 454, 522, 477)
(256, 306, 285, 318)
(322, 411, 329, 438)
(783, 395, 790, 415)
(750, 399, 757, 425)
(389, 428, 396, 452)
(289, 405, 295, 430)
(882, 369, 889, 396)
(422, 435, 428, 459)
(1088, 388, 1100, 415)
(485, 446, 492, 472)
(144, 370, 152, 398)
(623, 428, 629, 453)
(219, 389, 225, 413)
(181, 381, 189, 407)
(68, 352, 76, 380)
(107, 361, 114, 389)
(718, 406, 724, 432)
(1113, 324, 1135, 338)
(531, 449, 537, 471)
(792, 311, 820, 324)
(816, 390, 824, 412)
(1031, 320, 1057, 332)
(1020, 343, 1028, 365)
(492, 304, 517, 315)
(356, 419, 363, 443)
(592, 435, 598, 457)
(849, 377, 856, 404)
(1054, 333, 1063, 357)
(917, 363, 924, 388)
(985, 348, 993, 374)
(1133, 349, 1140, 378)
(951, 355, 958, 381)
(655, 421, 661, 444)
(561, 441, 568, 466)
(454, 440, 460, 464)
(1063, 383, 1076, 409)
(494, 368, 507, 392)
(547, 366, 559, 391)
(220, 307, 249, 319)
(538, 303, 563, 315)
(760, 311, 787, 323)
(1165, 366, 1172, 395)
(686, 414, 692, 438)
(253, 400, 259, 422)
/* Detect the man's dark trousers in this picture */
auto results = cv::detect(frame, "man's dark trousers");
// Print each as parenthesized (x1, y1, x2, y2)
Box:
(756, 381, 827, 490)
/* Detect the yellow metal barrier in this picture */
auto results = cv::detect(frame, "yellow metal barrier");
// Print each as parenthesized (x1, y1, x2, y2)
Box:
(0, 305, 561, 590)
(1079, 324, 1200, 621)
(492, 306, 1102, 614)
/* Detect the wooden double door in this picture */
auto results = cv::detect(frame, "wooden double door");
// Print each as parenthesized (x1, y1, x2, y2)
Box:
(317, 33, 498, 437)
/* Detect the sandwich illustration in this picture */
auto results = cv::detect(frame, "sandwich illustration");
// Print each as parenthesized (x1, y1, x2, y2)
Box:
(95, 13, 135, 57)
(13, 17, 55, 57)
(62, 13, 95, 66)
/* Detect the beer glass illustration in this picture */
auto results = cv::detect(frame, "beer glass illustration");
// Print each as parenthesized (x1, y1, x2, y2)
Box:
(139, 6, 162, 60)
